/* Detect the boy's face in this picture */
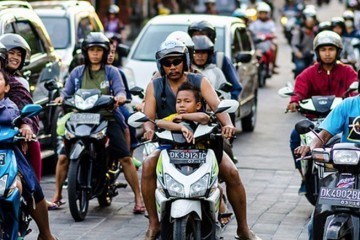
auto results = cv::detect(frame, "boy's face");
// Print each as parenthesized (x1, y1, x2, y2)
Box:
(0, 73, 9, 99)
(176, 90, 201, 114)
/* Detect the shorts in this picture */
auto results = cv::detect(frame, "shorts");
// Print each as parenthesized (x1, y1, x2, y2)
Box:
(107, 121, 130, 159)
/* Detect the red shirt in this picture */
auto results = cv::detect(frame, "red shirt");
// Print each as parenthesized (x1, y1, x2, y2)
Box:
(290, 63, 358, 103)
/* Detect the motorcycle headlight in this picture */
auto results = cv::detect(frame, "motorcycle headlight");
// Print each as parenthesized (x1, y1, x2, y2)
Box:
(333, 150, 360, 165)
(280, 16, 288, 25)
(165, 173, 184, 197)
(0, 175, 8, 197)
(190, 173, 209, 198)
(90, 128, 107, 140)
(74, 95, 99, 110)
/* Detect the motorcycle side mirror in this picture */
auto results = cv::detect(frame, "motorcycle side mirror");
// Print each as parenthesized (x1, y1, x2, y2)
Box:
(20, 104, 43, 118)
(129, 86, 144, 99)
(117, 43, 130, 57)
(349, 81, 359, 92)
(234, 52, 252, 63)
(214, 99, 239, 114)
(219, 82, 233, 93)
(44, 79, 62, 91)
(128, 111, 151, 128)
(295, 119, 315, 134)
(278, 86, 295, 97)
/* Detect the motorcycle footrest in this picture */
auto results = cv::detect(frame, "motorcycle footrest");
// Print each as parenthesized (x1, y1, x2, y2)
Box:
(114, 182, 127, 188)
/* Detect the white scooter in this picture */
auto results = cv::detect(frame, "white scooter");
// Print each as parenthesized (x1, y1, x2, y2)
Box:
(128, 100, 239, 240)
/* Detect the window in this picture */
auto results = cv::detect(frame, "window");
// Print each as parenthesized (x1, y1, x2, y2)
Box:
(15, 21, 44, 55)
(40, 17, 70, 49)
(232, 29, 242, 59)
(239, 29, 252, 52)
(4, 23, 15, 33)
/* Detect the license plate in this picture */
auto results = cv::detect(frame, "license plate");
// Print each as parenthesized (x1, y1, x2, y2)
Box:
(319, 187, 360, 208)
(69, 113, 100, 125)
(168, 149, 207, 164)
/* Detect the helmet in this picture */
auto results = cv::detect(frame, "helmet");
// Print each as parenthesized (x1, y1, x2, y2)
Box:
(303, 5, 317, 18)
(331, 17, 346, 32)
(82, 32, 110, 65)
(318, 21, 332, 32)
(0, 42, 7, 69)
(204, 0, 216, 3)
(166, 31, 194, 52)
(155, 39, 190, 76)
(108, 4, 119, 14)
(343, 10, 354, 21)
(188, 20, 216, 43)
(313, 30, 343, 60)
(0, 33, 30, 70)
(257, 2, 271, 13)
(192, 35, 214, 52)
(232, 8, 247, 19)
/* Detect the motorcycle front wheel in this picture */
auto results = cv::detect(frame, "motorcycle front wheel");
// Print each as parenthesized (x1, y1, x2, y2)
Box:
(173, 214, 201, 240)
(68, 154, 90, 222)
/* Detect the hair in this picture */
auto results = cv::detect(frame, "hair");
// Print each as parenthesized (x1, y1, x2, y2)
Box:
(0, 69, 9, 86)
(177, 81, 202, 103)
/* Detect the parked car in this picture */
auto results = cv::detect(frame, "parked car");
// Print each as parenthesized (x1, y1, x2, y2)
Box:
(122, 14, 258, 132)
(0, 1, 63, 157)
(31, 0, 104, 79)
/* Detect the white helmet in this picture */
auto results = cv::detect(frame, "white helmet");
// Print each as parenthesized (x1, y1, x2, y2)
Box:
(205, 0, 216, 3)
(257, 2, 271, 13)
(166, 31, 194, 50)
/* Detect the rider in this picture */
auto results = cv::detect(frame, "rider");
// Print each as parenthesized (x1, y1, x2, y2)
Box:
(0, 35, 57, 240)
(342, 9, 360, 39)
(290, 6, 318, 77)
(141, 39, 261, 240)
(287, 30, 358, 195)
(187, 20, 242, 101)
(330, 17, 357, 67)
(103, 4, 124, 43)
(54, 32, 145, 214)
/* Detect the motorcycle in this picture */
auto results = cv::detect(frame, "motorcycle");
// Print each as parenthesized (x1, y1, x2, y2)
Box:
(128, 99, 239, 240)
(280, 9, 299, 44)
(254, 33, 276, 88)
(63, 88, 129, 221)
(296, 119, 360, 239)
(278, 82, 358, 205)
(0, 104, 42, 240)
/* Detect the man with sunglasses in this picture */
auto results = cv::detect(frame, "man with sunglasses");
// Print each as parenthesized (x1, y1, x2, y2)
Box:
(141, 39, 261, 240)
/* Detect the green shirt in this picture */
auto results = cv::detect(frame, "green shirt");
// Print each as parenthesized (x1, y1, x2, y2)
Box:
(82, 68, 113, 120)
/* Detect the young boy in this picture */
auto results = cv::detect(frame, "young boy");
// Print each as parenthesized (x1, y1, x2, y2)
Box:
(156, 81, 232, 226)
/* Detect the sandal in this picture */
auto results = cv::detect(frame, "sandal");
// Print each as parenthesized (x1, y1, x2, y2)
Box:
(47, 199, 66, 210)
(218, 212, 233, 228)
(235, 230, 262, 240)
(133, 204, 146, 214)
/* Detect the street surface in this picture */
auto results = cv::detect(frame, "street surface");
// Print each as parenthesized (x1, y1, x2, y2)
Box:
(27, 1, 344, 239)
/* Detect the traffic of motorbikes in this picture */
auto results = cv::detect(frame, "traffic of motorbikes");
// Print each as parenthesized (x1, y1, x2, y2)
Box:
(2, 0, 360, 239)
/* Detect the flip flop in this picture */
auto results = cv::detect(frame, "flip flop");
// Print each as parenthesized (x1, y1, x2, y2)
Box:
(133, 204, 146, 214)
(47, 199, 66, 210)
(218, 212, 233, 228)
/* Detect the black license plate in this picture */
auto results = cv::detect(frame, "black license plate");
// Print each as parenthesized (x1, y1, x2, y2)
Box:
(168, 149, 207, 164)
(69, 113, 100, 125)
(319, 187, 360, 208)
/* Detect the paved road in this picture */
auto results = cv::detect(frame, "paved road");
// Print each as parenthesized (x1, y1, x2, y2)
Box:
(27, 1, 345, 239)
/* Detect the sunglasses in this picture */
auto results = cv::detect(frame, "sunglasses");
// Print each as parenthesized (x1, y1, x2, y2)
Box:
(162, 58, 183, 67)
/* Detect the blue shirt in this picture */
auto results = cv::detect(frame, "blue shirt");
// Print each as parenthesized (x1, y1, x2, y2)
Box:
(320, 96, 360, 143)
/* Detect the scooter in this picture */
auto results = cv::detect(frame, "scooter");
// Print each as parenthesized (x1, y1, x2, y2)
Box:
(0, 104, 42, 240)
(296, 119, 360, 239)
(128, 99, 239, 240)
(63, 89, 130, 221)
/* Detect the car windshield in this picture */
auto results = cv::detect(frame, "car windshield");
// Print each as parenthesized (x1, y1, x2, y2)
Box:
(132, 24, 225, 61)
(40, 16, 70, 49)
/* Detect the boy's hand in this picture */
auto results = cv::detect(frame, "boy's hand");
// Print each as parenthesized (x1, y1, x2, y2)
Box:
(181, 126, 194, 143)
(143, 129, 155, 141)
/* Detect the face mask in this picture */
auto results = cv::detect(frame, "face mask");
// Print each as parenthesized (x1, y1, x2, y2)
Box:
(345, 20, 354, 28)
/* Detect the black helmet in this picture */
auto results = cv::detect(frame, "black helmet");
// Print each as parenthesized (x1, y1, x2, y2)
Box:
(82, 32, 110, 65)
(0, 43, 7, 69)
(188, 20, 216, 43)
(108, 4, 119, 14)
(155, 39, 190, 76)
(331, 17, 346, 33)
(318, 21, 332, 32)
(313, 30, 343, 61)
(0, 33, 31, 70)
